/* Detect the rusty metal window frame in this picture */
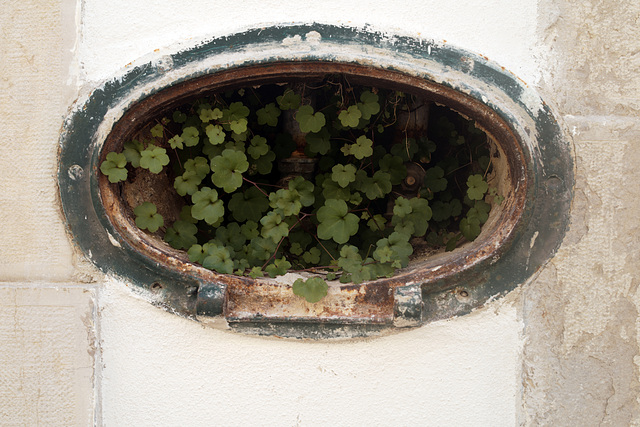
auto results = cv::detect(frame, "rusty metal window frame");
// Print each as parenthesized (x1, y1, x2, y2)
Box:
(58, 24, 573, 339)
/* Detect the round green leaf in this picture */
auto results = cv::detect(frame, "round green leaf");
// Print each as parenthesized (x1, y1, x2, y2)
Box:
(256, 103, 281, 126)
(352, 136, 373, 159)
(174, 170, 202, 196)
(184, 156, 210, 179)
(139, 146, 169, 174)
(202, 245, 234, 274)
(205, 124, 225, 145)
(393, 197, 412, 217)
(150, 123, 164, 138)
(292, 277, 328, 303)
(260, 211, 289, 243)
(373, 231, 413, 267)
(364, 171, 392, 200)
(460, 217, 482, 241)
(295, 105, 326, 133)
(210, 149, 249, 193)
(181, 126, 200, 147)
(134, 202, 164, 232)
(228, 187, 269, 222)
(123, 139, 143, 167)
(276, 89, 301, 110)
(305, 128, 331, 155)
(187, 244, 206, 264)
(358, 90, 380, 119)
(331, 164, 357, 188)
(467, 174, 489, 200)
(317, 199, 359, 244)
(247, 135, 269, 159)
(164, 220, 198, 249)
(100, 152, 128, 183)
(424, 166, 448, 193)
(338, 105, 362, 128)
(168, 135, 184, 149)
(191, 187, 225, 225)
(265, 257, 291, 278)
(302, 247, 321, 265)
(269, 188, 302, 217)
(288, 176, 315, 207)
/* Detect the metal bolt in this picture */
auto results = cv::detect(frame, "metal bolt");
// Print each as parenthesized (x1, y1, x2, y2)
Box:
(545, 175, 564, 195)
(68, 164, 84, 180)
(155, 55, 174, 74)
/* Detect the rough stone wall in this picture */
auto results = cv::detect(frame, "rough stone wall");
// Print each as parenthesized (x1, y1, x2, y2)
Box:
(0, 1, 96, 425)
(521, 1, 640, 425)
(1, 0, 639, 425)
(0, 1, 75, 281)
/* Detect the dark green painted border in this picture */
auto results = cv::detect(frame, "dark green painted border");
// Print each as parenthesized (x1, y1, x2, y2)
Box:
(58, 23, 573, 338)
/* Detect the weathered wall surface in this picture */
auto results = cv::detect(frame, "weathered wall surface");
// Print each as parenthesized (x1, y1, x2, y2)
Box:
(521, 1, 640, 424)
(1, 0, 639, 425)
(0, 1, 75, 281)
(0, 287, 96, 426)
(100, 280, 521, 426)
(0, 1, 96, 425)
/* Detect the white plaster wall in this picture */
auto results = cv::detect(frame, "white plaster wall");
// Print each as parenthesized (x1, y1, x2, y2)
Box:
(101, 281, 521, 426)
(78, 0, 539, 85)
(2, 0, 640, 425)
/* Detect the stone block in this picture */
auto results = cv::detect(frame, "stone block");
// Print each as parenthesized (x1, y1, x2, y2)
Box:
(0, 1, 76, 281)
(0, 286, 96, 426)
(521, 115, 640, 425)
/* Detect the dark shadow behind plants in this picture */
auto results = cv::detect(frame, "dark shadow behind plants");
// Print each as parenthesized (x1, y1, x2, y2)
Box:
(99, 76, 502, 303)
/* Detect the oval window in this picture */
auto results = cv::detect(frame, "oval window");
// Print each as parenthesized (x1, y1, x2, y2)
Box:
(59, 25, 572, 338)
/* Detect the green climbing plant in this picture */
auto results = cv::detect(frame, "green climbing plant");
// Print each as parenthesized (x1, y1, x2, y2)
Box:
(101, 76, 503, 303)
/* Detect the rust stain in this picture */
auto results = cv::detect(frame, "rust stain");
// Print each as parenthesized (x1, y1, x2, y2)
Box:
(97, 61, 529, 325)
(225, 281, 394, 323)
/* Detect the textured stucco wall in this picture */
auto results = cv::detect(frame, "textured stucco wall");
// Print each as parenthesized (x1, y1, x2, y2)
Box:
(0, 1, 95, 425)
(1, 0, 639, 425)
(0, 2, 76, 281)
(521, 1, 640, 424)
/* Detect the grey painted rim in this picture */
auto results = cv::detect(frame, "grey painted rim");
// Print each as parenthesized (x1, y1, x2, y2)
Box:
(58, 24, 573, 338)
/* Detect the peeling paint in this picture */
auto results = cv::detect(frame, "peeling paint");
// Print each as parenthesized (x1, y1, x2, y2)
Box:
(106, 232, 121, 248)
(59, 24, 572, 339)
